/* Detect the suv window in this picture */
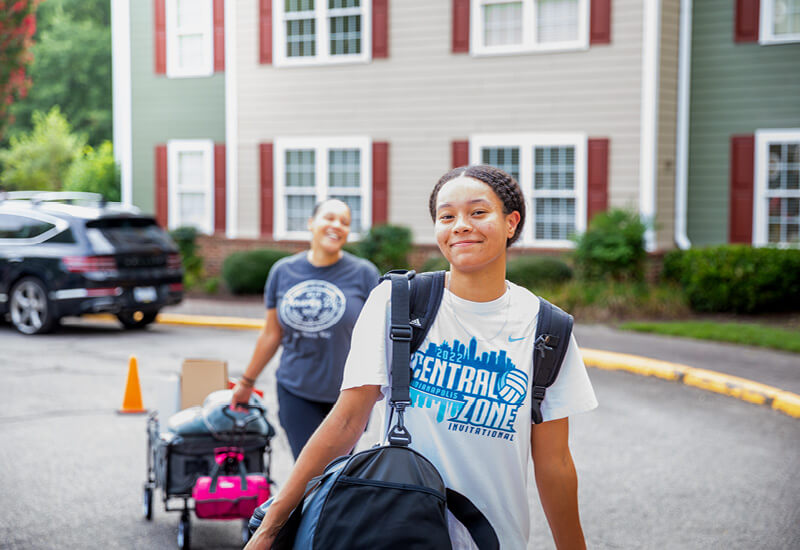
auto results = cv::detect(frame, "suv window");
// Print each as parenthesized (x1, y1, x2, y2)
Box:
(85, 217, 173, 249)
(0, 213, 56, 239)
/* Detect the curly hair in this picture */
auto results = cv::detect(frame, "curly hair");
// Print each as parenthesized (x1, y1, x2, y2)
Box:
(428, 165, 526, 247)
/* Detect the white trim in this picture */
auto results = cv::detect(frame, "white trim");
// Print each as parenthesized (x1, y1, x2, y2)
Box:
(470, 132, 588, 248)
(639, 0, 661, 251)
(753, 129, 800, 246)
(224, 0, 238, 238)
(273, 0, 372, 68)
(165, 0, 214, 78)
(111, 0, 133, 208)
(273, 136, 372, 241)
(167, 139, 215, 234)
(674, 0, 692, 250)
(470, 0, 589, 57)
(760, 0, 800, 44)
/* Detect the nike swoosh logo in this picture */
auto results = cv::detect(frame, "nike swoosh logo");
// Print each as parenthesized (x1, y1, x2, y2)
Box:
(508, 336, 526, 342)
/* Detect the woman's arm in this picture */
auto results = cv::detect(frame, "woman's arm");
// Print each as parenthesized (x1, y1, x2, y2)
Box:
(245, 384, 382, 550)
(530, 417, 586, 550)
(231, 309, 282, 406)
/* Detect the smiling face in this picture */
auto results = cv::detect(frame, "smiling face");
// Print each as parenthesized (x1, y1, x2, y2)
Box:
(308, 199, 351, 254)
(434, 177, 520, 274)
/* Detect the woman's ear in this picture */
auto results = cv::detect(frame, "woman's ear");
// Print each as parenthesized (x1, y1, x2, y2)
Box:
(506, 211, 521, 239)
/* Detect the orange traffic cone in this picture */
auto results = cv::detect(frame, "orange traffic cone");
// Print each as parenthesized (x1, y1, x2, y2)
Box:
(119, 355, 147, 414)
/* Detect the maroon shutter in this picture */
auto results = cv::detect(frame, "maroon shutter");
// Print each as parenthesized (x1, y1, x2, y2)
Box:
(735, 0, 760, 42)
(729, 135, 755, 243)
(590, 0, 611, 44)
(155, 145, 168, 228)
(587, 138, 610, 223)
(213, 0, 225, 71)
(372, 0, 389, 58)
(260, 143, 274, 237)
(214, 144, 226, 233)
(372, 142, 389, 225)
(154, 0, 166, 74)
(452, 0, 470, 53)
(452, 140, 469, 168)
(260, 0, 273, 64)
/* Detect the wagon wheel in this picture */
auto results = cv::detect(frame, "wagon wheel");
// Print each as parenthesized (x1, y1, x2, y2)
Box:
(142, 485, 153, 521)
(177, 511, 191, 550)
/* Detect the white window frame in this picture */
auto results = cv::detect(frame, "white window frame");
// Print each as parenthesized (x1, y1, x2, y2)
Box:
(274, 136, 372, 240)
(753, 129, 800, 246)
(273, 0, 372, 67)
(165, 0, 214, 78)
(167, 139, 215, 234)
(760, 0, 800, 44)
(470, 133, 587, 248)
(471, 0, 589, 56)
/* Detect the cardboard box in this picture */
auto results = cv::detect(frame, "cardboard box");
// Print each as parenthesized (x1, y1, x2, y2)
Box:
(180, 359, 229, 409)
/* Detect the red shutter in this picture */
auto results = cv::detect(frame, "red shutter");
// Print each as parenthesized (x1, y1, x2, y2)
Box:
(735, 0, 760, 42)
(452, 140, 469, 168)
(154, 0, 166, 74)
(214, 144, 226, 233)
(372, 142, 389, 224)
(587, 138, 610, 223)
(213, 0, 225, 71)
(729, 135, 755, 243)
(590, 0, 611, 45)
(452, 0, 470, 53)
(155, 145, 168, 228)
(372, 0, 389, 58)
(259, 0, 273, 64)
(260, 143, 274, 237)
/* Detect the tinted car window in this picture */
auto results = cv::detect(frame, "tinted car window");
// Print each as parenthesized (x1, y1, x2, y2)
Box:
(45, 227, 76, 244)
(0, 213, 55, 239)
(85, 217, 173, 249)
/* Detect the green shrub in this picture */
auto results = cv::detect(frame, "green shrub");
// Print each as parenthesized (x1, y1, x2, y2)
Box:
(506, 255, 573, 290)
(573, 209, 647, 281)
(63, 141, 120, 201)
(660, 245, 800, 313)
(420, 254, 449, 273)
(222, 248, 291, 294)
(169, 226, 204, 290)
(352, 224, 413, 273)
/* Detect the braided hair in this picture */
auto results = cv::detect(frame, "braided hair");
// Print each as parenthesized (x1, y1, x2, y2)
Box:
(428, 165, 526, 247)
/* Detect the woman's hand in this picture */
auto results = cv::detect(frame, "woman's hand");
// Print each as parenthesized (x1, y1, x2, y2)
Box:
(231, 381, 254, 410)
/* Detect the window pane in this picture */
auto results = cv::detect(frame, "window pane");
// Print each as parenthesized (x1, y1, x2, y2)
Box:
(330, 195, 362, 234)
(534, 146, 575, 190)
(537, 0, 579, 43)
(483, 2, 523, 46)
(0, 214, 54, 239)
(286, 195, 316, 231)
(286, 150, 316, 187)
(329, 0, 359, 7)
(330, 14, 361, 55)
(287, 19, 316, 57)
(178, 192, 207, 229)
(178, 151, 204, 189)
(767, 197, 800, 244)
(177, 34, 206, 72)
(286, 0, 314, 12)
(773, 0, 800, 36)
(176, 0, 202, 28)
(329, 149, 361, 187)
(481, 147, 520, 181)
(769, 142, 800, 190)
(534, 198, 575, 240)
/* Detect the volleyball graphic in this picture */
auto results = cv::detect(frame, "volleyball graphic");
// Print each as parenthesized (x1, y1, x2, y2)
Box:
(498, 368, 528, 405)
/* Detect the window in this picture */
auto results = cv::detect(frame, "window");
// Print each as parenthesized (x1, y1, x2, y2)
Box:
(0, 213, 65, 243)
(471, 0, 588, 55)
(167, 140, 214, 234)
(761, 0, 800, 44)
(274, 137, 371, 240)
(471, 133, 587, 247)
(274, 0, 371, 66)
(754, 130, 800, 246)
(166, 0, 213, 77)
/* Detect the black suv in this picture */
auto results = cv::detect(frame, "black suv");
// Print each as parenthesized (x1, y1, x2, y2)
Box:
(0, 191, 183, 334)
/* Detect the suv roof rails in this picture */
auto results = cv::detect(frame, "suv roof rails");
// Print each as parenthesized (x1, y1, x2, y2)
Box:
(0, 190, 106, 206)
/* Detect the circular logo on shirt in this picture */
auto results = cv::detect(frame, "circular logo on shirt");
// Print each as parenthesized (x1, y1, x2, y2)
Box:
(280, 280, 346, 332)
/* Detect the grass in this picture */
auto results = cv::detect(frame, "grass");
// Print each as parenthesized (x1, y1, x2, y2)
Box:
(618, 321, 800, 354)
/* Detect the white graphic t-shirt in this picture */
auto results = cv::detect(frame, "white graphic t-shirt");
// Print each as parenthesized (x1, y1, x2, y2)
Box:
(341, 280, 598, 549)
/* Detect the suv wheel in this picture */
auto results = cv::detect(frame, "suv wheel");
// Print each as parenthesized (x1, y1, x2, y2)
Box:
(117, 310, 158, 329)
(10, 277, 57, 335)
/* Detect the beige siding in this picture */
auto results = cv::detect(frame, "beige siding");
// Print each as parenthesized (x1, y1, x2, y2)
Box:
(236, 0, 647, 243)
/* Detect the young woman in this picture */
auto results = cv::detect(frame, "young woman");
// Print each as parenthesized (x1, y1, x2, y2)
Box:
(231, 198, 380, 459)
(245, 166, 597, 549)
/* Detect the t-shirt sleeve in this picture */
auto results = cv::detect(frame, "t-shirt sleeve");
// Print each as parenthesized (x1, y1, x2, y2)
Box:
(264, 261, 281, 309)
(341, 280, 391, 393)
(539, 333, 598, 422)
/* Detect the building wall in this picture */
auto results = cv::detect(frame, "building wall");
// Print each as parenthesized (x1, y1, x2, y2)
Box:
(129, 0, 226, 214)
(688, 0, 800, 245)
(235, 0, 647, 244)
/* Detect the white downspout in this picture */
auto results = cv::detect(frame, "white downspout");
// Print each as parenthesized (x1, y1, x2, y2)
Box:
(111, 0, 132, 207)
(674, 0, 692, 249)
(640, 0, 661, 251)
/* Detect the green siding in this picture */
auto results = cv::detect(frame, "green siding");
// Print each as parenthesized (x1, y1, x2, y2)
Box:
(129, 0, 225, 214)
(688, 0, 800, 245)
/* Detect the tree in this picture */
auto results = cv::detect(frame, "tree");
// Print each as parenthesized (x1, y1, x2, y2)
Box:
(64, 140, 120, 201)
(0, 0, 39, 139)
(0, 106, 85, 191)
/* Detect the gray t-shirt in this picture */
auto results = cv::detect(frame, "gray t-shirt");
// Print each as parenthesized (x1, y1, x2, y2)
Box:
(265, 251, 380, 402)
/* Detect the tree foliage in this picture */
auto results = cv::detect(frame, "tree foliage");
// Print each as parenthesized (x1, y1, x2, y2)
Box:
(64, 140, 120, 201)
(0, 0, 39, 139)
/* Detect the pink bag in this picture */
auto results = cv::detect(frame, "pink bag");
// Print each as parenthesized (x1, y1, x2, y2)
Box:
(192, 446, 270, 520)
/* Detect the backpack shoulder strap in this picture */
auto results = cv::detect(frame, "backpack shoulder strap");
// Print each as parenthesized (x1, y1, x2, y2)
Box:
(409, 270, 446, 354)
(531, 297, 574, 425)
(446, 488, 500, 550)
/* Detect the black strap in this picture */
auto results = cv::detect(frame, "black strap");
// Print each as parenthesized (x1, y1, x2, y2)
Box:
(530, 297, 574, 424)
(409, 270, 446, 354)
(446, 488, 500, 550)
(387, 272, 413, 446)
